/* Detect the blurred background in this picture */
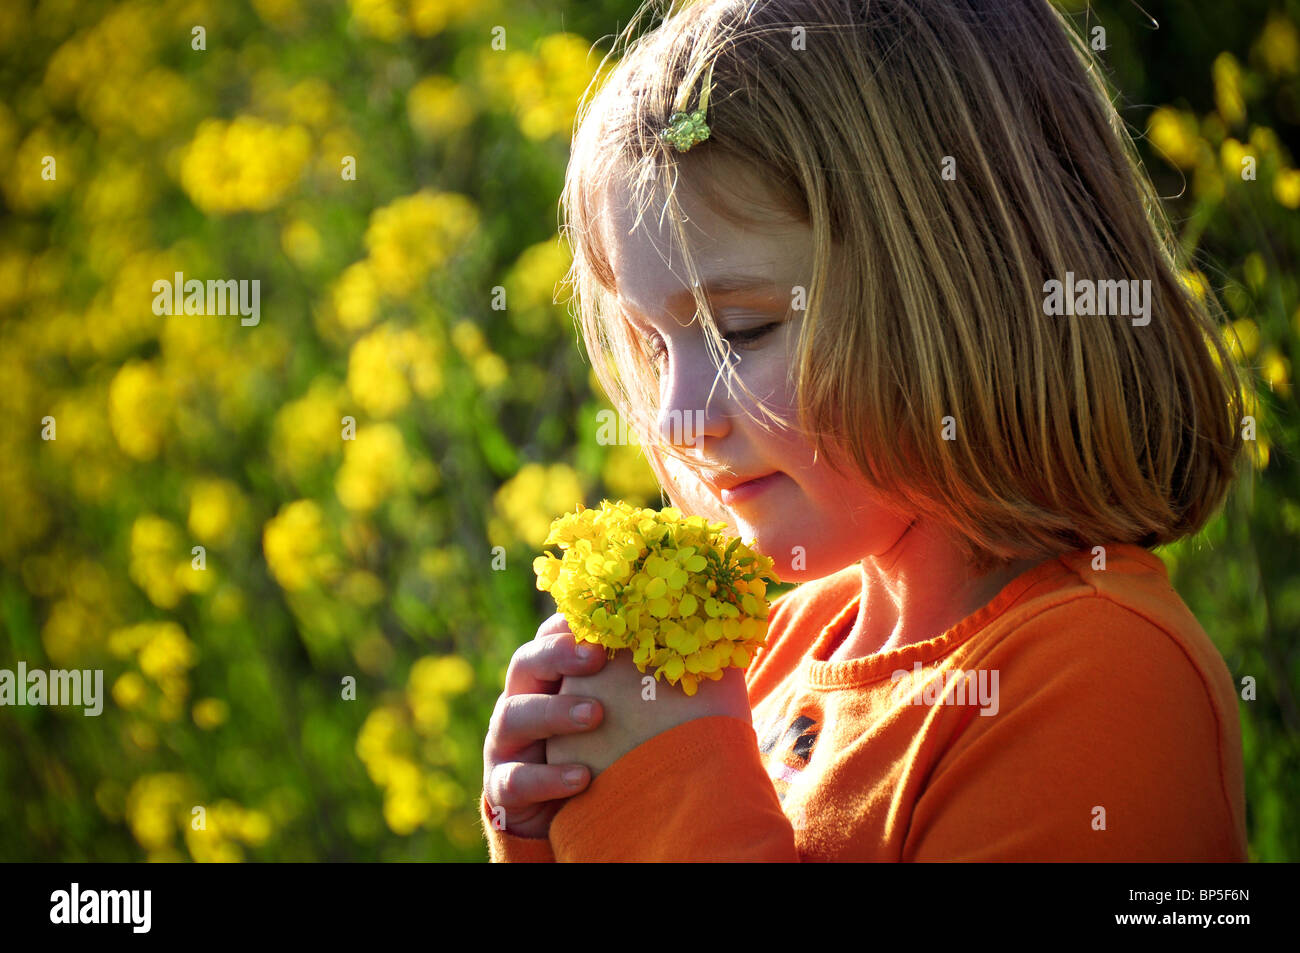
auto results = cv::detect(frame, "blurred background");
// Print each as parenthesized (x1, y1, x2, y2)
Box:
(0, 0, 1294, 862)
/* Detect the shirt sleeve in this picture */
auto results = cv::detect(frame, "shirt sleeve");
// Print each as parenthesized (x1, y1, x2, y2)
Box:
(479, 791, 557, 862)
(902, 598, 1247, 861)
(548, 714, 799, 861)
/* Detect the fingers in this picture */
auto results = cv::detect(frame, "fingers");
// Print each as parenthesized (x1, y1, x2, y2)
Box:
(504, 614, 606, 698)
(492, 691, 604, 755)
(485, 761, 591, 817)
(481, 613, 611, 818)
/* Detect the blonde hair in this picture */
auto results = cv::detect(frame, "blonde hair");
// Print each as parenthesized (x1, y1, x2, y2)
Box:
(559, 0, 1246, 570)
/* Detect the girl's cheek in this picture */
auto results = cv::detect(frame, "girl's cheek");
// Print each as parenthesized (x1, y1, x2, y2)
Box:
(737, 357, 798, 423)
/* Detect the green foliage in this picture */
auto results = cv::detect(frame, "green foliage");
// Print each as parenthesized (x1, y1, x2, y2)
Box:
(0, 0, 662, 862)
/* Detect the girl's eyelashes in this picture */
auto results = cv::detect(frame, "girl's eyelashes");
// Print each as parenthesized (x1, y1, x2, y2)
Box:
(643, 320, 782, 371)
(646, 333, 668, 370)
(723, 321, 781, 348)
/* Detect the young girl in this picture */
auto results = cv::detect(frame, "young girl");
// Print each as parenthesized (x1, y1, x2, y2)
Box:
(481, 0, 1249, 861)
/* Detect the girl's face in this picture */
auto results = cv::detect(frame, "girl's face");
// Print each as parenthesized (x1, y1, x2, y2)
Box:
(597, 163, 915, 582)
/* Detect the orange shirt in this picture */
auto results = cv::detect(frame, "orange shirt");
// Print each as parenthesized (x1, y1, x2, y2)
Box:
(480, 544, 1247, 861)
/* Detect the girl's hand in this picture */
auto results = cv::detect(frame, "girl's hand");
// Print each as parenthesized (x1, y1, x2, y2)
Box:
(546, 653, 752, 779)
(482, 613, 609, 840)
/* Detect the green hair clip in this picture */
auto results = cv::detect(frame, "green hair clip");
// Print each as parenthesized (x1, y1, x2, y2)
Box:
(660, 60, 716, 153)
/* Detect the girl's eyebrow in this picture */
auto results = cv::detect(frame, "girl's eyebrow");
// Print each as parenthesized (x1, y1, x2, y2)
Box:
(621, 273, 788, 327)
(667, 273, 786, 309)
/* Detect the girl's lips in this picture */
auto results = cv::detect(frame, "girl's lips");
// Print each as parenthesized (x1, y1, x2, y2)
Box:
(720, 472, 782, 505)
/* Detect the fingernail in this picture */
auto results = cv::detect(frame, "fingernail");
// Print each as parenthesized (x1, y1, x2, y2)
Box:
(576, 644, 596, 660)
(571, 702, 594, 724)
(563, 768, 585, 787)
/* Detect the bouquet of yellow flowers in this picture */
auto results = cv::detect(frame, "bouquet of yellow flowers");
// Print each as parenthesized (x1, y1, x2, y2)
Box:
(533, 501, 780, 696)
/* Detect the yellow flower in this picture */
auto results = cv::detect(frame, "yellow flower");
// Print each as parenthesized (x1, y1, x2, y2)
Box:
(504, 239, 573, 336)
(408, 0, 467, 36)
(263, 499, 342, 590)
(382, 762, 431, 834)
(1274, 168, 1300, 209)
(408, 75, 474, 140)
(533, 501, 779, 696)
(1180, 270, 1210, 302)
(128, 516, 189, 608)
(349, 0, 408, 40)
(331, 260, 381, 331)
(1212, 53, 1246, 126)
(193, 697, 230, 730)
(335, 422, 410, 512)
(83, 159, 153, 223)
(347, 324, 443, 417)
(601, 442, 662, 507)
(285, 78, 336, 130)
(126, 773, 191, 851)
(185, 799, 271, 862)
(1219, 138, 1253, 180)
(1226, 318, 1260, 363)
(364, 189, 479, 299)
(282, 218, 322, 267)
(180, 117, 311, 214)
(108, 360, 168, 460)
(478, 34, 609, 141)
(356, 705, 408, 785)
(270, 378, 347, 482)
(1, 125, 74, 213)
(348, 326, 411, 416)
(348, 0, 475, 41)
(408, 688, 449, 735)
(449, 320, 507, 389)
(491, 463, 585, 549)
(451, 319, 486, 357)
(251, 0, 307, 30)
(188, 478, 242, 546)
(107, 619, 197, 717)
(1147, 107, 1201, 170)
(41, 598, 103, 666)
(407, 655, 474, 732)
(239, 810, 273, 846)
(355, 701, 448, 834)
(1248, 125, 1280, 160)
(1255, 14, 1300, 77)
(81, 67, 195, 140)
(113, 672, 148, 710)
(137, 623, 197, 683)
(1260, 347, 1291, 398)
(473, 353, 508, 389)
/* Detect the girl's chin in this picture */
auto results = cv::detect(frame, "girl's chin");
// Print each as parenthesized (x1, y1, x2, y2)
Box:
(728, 521, 791, 568)
(734, 521, 858, 584)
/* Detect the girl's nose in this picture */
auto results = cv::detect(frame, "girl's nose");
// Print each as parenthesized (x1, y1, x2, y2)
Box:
(657, 355, 732, 449)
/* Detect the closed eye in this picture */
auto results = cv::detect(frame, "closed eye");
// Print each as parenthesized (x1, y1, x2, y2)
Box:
(722, 322, 781, 348)
(643, 321, 782, 371)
